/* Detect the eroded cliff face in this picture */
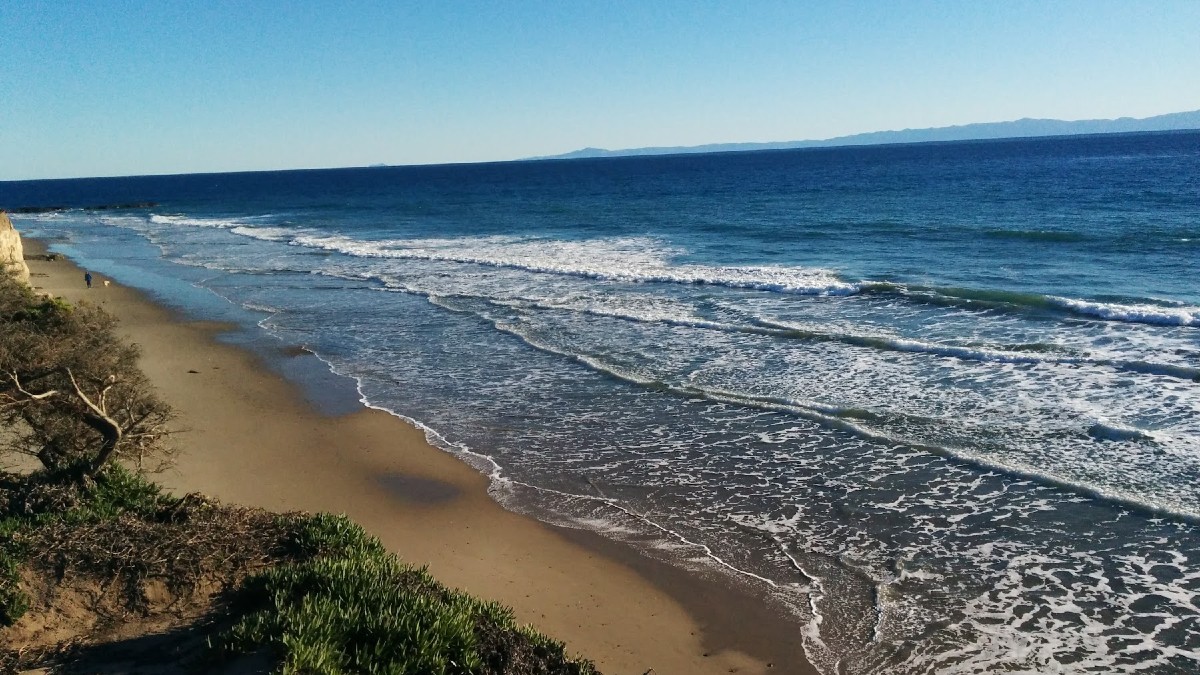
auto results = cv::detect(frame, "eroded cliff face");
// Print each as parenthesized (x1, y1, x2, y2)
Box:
(0, 211, 32, 284)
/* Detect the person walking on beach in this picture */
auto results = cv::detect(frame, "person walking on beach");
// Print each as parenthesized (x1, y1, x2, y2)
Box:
(84, 271, 92, 288)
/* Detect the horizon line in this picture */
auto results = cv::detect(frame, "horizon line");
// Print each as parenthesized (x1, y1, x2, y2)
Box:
(4, 110, 1198, 184)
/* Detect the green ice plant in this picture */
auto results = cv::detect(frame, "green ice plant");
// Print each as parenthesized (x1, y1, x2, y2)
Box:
(218, 553, 484, 674)
(213, 515, 598, 674)
(0, 552, 28, 625)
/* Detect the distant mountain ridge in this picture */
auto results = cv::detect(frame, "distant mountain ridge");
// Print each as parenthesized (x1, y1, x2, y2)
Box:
(534, 110, 1200, 160)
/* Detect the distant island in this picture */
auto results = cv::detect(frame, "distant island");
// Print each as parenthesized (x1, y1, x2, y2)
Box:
(533, 109, 1200, 160)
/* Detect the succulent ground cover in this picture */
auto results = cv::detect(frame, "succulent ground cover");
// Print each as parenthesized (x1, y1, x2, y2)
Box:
(0, 468, 599, 674)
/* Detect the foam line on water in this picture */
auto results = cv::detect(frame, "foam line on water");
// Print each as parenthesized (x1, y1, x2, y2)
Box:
(1088, 420, 1161, 443)
(150, 213, 264, 229)
(866, 281, 1200, 329)
(136, 213, 1200, 330)
(392, 283, 1200, 510)
(747, 316, 1200, 382)
(477, 315, 1200, 523)
(230, 227, 867, 295)
(484, 294, 1200, 382)
(681, 386, 1200, 522)
(1048, 295, 1200, 327)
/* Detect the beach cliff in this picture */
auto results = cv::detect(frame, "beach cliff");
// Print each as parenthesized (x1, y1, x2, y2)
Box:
(0, 212, 30, 285)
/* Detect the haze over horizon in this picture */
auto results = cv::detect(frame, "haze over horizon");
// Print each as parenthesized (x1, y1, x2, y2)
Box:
(2, 1, 1198, 181)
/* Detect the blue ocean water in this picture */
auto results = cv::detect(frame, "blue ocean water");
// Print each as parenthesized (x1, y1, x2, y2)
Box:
(5, 131, 1200, 673)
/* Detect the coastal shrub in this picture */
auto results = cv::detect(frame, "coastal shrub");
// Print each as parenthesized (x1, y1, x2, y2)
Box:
(0, 550, 27, 625)
(281, 512, 388, 561)
(0, 465, 173, 626)
(217, 555, 483, 674)
(3, 483, 600, 673)
(215, 514, 599, 675)
(75, 463, 170, 519)
(1, 464, 169, 524)
(0, 271, 175, 479)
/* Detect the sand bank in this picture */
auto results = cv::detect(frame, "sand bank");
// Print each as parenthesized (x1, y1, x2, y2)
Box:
(23, 239, 816, 675)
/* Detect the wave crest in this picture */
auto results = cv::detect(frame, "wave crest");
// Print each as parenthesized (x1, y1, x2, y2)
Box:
(155, 214, 1200, 330)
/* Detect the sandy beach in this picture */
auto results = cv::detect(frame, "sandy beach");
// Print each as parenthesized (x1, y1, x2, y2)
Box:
(22, 238, 815, 675)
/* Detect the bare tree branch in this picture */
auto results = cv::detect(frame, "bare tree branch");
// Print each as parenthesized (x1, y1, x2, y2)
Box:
(2, 272, 175, 478)
(5, 371, 59, 402)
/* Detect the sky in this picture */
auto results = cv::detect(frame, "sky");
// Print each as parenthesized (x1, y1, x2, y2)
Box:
(1, 0, 1198, 180)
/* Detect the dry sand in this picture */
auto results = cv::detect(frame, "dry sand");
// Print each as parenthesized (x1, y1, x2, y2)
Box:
(24, 240, 816, 675)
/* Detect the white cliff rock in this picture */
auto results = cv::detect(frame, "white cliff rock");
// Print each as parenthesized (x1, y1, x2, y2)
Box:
(0, 211, 32, 284)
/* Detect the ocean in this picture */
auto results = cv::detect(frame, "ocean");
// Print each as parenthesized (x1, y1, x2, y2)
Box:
(5, 131, 1199, 673)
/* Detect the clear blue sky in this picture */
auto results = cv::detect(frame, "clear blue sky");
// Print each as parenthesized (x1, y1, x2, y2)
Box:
(2, 0, 1197, 180)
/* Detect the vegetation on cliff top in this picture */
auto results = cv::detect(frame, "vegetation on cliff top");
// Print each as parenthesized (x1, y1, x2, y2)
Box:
(1, 272, 174, 480)
(0, 270, 598, 674)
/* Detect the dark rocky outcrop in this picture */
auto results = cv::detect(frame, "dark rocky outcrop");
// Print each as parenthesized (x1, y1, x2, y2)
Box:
(6, 201, 158, 214)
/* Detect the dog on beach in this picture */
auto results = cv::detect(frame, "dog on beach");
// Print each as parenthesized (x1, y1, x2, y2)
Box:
(103, 280, 111, 287)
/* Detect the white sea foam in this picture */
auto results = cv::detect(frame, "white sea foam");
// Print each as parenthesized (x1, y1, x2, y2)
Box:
(229, 225, 294, 241)
(484, 320, 1200, 521)
(149, 213, 249, 229)
(383, 269, 1200, 526)
(535, 302, 1200, 382)
(230, 229, 864, 296)
(922, 544, 1200, 674)
(1087, 420, 1160, 443)
(1049, 296, 1200, 327)
(201, 217, 1200, 333)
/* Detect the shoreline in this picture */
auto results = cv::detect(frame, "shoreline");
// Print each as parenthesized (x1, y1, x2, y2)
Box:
(22, 237, 817, 675)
